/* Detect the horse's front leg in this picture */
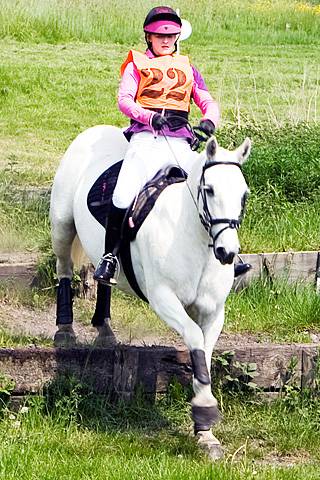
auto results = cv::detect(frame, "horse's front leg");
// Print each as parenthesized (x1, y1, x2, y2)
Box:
(92, 283, 117, 347)
(192, 306, 225, 460)
(148, 286, 222, 460)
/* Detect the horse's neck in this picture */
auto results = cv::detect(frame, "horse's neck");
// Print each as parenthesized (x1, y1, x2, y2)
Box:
(153, 163, 209, 252)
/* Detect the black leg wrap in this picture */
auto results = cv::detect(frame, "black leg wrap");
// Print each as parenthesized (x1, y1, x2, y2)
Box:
(190, 349, 211, 385)
(91, 283, 111, 327)
(192, 405, 222, 434)
(56, 278, 73, 325)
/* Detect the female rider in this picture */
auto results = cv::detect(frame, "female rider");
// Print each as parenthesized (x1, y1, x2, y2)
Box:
(94, 6, 250, 285)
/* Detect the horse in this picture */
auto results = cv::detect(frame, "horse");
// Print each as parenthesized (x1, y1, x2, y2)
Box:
(50, 125, 251, 460)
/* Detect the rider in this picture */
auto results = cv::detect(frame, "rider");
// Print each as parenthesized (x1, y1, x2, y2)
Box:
(94, 6, 251, 286)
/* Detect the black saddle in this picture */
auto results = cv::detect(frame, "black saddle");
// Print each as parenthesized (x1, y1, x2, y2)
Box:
(87, 161, 187, 300)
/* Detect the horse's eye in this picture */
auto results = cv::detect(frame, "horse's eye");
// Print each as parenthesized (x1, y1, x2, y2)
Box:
(204, 185, 214, 196)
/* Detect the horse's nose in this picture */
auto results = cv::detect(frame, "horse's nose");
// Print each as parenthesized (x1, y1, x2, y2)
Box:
(215, 247, 235, 265)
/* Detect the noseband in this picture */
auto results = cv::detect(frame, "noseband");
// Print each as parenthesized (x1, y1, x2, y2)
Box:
(197, 161, 246, 248)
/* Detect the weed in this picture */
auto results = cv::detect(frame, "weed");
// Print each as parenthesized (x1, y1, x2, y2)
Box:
(212, 351, 259, 401)
(0, 374, 15, 410)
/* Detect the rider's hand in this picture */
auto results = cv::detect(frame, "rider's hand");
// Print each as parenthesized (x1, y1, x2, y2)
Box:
(151, 113, 168, 131)
(197, 119, 215, 137)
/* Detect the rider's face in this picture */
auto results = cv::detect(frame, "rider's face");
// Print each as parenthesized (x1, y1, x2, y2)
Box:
(147, 34, 177, 56)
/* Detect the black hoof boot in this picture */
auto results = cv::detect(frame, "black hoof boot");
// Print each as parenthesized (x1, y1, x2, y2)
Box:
(234, 263, 252, 278)
(93, 253, 118, 286)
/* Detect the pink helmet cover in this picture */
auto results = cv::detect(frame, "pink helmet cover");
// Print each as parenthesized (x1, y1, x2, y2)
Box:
(144, 20, 181, 35)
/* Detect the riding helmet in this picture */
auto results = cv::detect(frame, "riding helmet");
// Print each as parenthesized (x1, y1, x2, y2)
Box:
(143, 6, 182, 35)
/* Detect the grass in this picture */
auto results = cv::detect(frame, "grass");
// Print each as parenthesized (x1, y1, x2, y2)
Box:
(225, 278, 320, 342)
(0, 383, 320, 479)
(0, 39, 319, 251)
(0, 0, 319, 46)
(0, 328, 50, 348)
(1, 278, 319, 346)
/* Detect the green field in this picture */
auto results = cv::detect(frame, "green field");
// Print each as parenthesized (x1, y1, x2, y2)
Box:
(0, 0, 319, 252)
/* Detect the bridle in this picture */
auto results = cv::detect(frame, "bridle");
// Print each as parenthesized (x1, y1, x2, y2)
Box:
(161, 123, 247, 250)
(197, 161, 247, 248)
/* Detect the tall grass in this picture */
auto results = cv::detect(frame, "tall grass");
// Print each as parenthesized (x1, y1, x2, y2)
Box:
(226, 278, 320, 342)
(0, 171, 50, 250)
(0, 0, 320, 45)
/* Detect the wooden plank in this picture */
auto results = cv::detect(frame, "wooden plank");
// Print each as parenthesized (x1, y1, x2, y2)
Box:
(216, 344, 303, 389)
(301, 345, 320, 389)
(1, 344, 319, 396)
(236, 251, 319, 288)
(113, 347, 140, 400)
(0, 251, 318, 291)
(0, 253, 38, 285)
(0, 262, 37, 284)
(0, 347, 114, 395)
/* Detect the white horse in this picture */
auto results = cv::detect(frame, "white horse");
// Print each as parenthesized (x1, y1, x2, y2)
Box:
(50, 125, 251, 459)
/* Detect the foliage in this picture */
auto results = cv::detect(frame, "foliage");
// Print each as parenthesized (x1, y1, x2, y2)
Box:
(212, 351, 259, 398)
(220, 122, 320, 202)
(226, 277, 320, 342)
(280, 354, 320, 412)
(0, 374, 15, 409)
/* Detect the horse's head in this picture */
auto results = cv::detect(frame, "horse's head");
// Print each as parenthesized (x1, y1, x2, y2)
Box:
(197, 136, 251, 265)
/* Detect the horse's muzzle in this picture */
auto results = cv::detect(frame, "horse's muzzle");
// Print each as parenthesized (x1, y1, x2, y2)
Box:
(214, 247, 235, 265)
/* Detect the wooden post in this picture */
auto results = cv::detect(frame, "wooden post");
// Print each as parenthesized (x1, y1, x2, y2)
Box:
(79, 263, 97, 300)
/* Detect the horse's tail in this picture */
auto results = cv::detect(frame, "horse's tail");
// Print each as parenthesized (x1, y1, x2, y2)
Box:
(71, 235, 90, 268)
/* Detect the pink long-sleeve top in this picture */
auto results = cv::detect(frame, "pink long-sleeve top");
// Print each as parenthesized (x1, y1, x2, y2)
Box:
(118, 49, 220, 142)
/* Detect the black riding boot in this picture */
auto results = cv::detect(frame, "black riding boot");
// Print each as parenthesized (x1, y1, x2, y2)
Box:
(234, 262, 252, 277)
(93, 204, 126, 286)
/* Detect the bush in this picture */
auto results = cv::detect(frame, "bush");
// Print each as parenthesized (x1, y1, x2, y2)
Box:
(219, 122, 320, 202)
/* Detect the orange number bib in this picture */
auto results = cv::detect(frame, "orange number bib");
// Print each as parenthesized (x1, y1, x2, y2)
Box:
(121, 50, 193, 112)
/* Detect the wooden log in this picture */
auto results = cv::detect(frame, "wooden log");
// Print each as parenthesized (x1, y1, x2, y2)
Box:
(113, 347, 140, 400)
(79, 263, 97, 300)
(235, 251, 319, 289)
(219, 344, 303, 389)
(1, 344, 319, 398)
(0, 251, 319, 292)
(301, 345, 320, 389)
(0, 253, 38, 286)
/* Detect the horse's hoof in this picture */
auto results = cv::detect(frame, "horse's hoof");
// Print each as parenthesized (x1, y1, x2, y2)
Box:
(196, 430, 224, 461)
(94, 334, 117, 348)
(94, 323, 117, 347)
(53, 327, 76, 347)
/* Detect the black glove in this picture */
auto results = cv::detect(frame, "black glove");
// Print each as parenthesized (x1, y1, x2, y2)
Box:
(151, 113, 168, 131)
(197, 119, 215, 136)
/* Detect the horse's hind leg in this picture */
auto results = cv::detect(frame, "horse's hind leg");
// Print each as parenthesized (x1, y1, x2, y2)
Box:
(51, 217, 77, 347)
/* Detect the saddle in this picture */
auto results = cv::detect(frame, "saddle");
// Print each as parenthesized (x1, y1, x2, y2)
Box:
(87, 161, 187, 300)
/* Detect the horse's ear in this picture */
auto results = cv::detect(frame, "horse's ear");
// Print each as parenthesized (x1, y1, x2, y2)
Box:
(236, 137, 251, 165)
(206, 137, 218, 162)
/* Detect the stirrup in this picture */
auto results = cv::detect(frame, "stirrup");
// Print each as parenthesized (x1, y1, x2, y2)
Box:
(93, 253, 119, 286)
